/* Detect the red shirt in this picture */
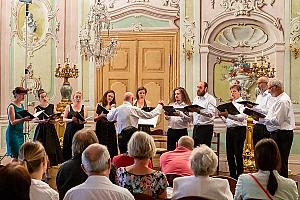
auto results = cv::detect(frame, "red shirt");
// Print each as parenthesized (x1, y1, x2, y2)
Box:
(112, 153, 153, 169)
(159, 146, 193, 176)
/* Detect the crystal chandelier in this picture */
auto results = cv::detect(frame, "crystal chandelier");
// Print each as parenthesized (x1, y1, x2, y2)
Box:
(79, 0, 118, 67)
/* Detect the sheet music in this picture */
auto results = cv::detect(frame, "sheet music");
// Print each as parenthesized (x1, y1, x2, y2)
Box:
(33, 110, 44, 118)
(138, 116, 159, 128)
(85, 116, 94, 121)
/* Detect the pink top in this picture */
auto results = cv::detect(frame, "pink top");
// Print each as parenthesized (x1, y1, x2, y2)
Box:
(160, 146, 193, 176)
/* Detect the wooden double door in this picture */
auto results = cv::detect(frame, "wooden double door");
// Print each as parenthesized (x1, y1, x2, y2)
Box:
(96, 31, 179, 129)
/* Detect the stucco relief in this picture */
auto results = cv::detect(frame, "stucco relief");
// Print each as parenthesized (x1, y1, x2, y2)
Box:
(11, 0, 59, 56)
(216, 24, 268, 49)
(290, 15, 300, 43)
(162, 0, 179, 8)
(221, 0, 266, 16)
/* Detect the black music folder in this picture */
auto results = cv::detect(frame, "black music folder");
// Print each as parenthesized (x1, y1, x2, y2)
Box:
(237, 101, 258, 107)
(96, 104, 109, 115)
(73, 112, 85, 121)
(243, 108, 266, 118)
(217, 102, 240, 115)
(163, 106, 178, 116)
(18, 110, 45, 119)
(141, 107, 155, 112)
(183, 104, 204, 113)
(47, 113, 62, 120)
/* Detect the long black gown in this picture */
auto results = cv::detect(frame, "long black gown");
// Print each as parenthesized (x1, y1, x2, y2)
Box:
(34, 104, 63, 166)
(62, 105, 85, 161)
(95, 104, 118, 158)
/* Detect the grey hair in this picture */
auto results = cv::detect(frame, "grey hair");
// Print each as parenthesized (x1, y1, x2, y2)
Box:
(81, 143, 110, 173)
(189, 145, 218, 176)
(269, 78, 283, 90)
(178, 136, 194, 150)
(72, 129, 99, 157)
(128, 131, 156, 159)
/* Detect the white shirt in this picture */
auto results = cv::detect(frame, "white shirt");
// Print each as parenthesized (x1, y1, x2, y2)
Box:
(173, 176, 233, 200)
(107, 101, 162, 133)
(63, 176, 134, 200)
(253, 90, 276, 124)
(166, 102, 192, 129)
(224, 97, 247, 127)
(234, 170, 298, 200)
(192, 93, 216, 125)
(261, 92, 295, 132)
(30, 179, 59, 200)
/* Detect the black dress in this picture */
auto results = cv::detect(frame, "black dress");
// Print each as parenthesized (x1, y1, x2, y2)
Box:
(34, 104, 63, 166)
(62, 105, 85, 161)
(134, 100, 151, 133)
(95, 104, 118, 158)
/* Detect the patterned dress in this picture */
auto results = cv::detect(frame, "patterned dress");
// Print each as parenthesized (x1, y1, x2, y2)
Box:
(115, 167, 168, 198)
(6, 103, 25, 158)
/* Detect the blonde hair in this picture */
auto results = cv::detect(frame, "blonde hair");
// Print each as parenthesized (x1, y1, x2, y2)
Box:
(18, 141, 47, 174)
(72, 91, 82, 99)
(128, 131, 156, 159)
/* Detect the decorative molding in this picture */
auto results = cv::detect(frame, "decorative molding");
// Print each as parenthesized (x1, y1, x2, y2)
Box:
(211, 0, 215, 9)
(127, 0, 150, 3)
(290, 15, 300, 44)
(162, 0, 179, 8)
(131, 22, 143, 31)
(216, 24, 268, 49)
(182, 17, 195, 60)
(221, 0, 266, 16)
(10, 0, 59, 57)
(270, 0, 275, 6)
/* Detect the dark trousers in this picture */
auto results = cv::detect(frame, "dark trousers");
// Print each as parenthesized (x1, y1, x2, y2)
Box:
(226, 126, 246, 179)
(193, 125, 213, 147)
(270, 130, 293, 178)
(253, 124, 270, 147)
(167, 128, 188, 151)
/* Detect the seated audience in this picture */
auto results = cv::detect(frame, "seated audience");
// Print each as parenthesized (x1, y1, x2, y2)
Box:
(0, 162, 31, 200)
(172, 145, 233, 200)
(115, 131, 168, 199)
(112, 126, 153, 168)
(234, 138, 298, 200)
(160, 135, 194, 176)
(63, 143, 134, 200)
(56, 129, 99, 200)
(18, 141, 59, 200)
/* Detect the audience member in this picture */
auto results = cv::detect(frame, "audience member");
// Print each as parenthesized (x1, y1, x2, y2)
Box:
(234, 138, 298, 200)
(63, 143, 134, 200)
(112, 126, 153, 168)
(160, 136, 193, 176)
(0, 162, 31, 200)
(172, 145, 233, 200)
(56, 129, 98, 200)
(18, 141, 59, 200)
(115, 131, 168, 199)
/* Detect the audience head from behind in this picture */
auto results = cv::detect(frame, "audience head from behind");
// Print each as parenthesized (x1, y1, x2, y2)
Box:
(178, 136, 194, 150)
(72, 129, 99, 158)
(18, 141, 48, 177)
(255, 138, 281, 195)
(128, 131, 156, 160)
(189, 144, 218, 176)
(119, 126, 139, 154)
(0, 162, 31, 200)
(81, 143, 111, 176)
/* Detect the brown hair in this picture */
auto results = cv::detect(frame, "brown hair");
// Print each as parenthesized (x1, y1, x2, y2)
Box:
(136, 86, 147, 99)
(255, 138, 281, 195)
(18, 141, 47, 174)
(12, 87, 28, 97)
(101, 90, 116, 107)
(37, 89, 46, 98)
(169, 87, 191, 105)
(230, 84, 241, 92)
(0, 163, 31, 200)
(72, 129, 99, 157)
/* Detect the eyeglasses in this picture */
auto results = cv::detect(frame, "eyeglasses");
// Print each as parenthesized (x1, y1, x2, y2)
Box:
(257, 81, 267, 84)
(268, 85, 276, 90)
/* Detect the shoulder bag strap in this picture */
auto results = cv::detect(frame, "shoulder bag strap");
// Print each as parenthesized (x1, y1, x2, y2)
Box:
(249, 173, 273, 200)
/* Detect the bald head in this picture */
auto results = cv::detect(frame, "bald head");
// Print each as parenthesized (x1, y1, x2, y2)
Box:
(124, 92, 134, 104)
(178, 136, 194, 150)
(81, 143, 110, 176)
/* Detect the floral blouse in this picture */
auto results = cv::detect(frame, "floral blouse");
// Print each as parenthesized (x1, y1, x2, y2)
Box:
(115, 167, 168, 198)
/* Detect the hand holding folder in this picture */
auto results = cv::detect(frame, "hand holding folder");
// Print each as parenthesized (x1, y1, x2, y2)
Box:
(18, 110, 44, 119)
(96, 104, 109, 115)
(237, 100, 258, 108)
(163, 106, 179, 116)
(243, 108, 265, 120)
(217, 102, 240, 115)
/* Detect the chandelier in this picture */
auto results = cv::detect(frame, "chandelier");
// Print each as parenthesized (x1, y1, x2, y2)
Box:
(79, 0, 118, 67)
(250, 54, 275, 78)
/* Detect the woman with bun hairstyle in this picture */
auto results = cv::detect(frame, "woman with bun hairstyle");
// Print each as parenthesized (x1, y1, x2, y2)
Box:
(6, 87, 32, 159)
(33, 89, 63, 166)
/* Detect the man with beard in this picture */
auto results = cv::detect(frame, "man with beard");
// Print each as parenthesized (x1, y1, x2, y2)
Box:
(192, 81, 216, 147)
